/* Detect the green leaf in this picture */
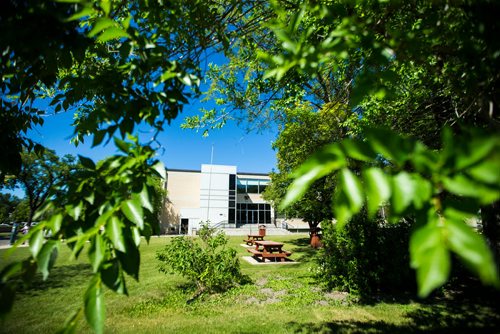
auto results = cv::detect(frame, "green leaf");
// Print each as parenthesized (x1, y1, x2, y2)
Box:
(177, 73, 200, 87)
(88, 18, 115, 38)
(363, 167, 391, 218)
(467, 154, 500, 185)
(117, 242, 140, 280)
(341, 139, 377, 162)
(152, 161, 166, 179)
(454, 135, 498, 170)
(131, 227, 141, 247)
(411, 175, 432, 210)
(281, 144, 346, 210)
(342, 168, 364, 212)
(391, 172, 415, 214)
(89, 234, 107, 272)
(29, 229, 45, 258)
(159, 70, 177, 83)
(100, 0, 111, 15)
(410, 224, 450, 297)
(416, 241, 450, 298)
(113, 137, 130, 153)
(65, 6, 93, 22)
(105, 216, 126, 253)
(101, 260, 128, 295)
(84, 275, 105, 334)
(443, 198, 480, 221)
(92, 131, 106, 147)
(65, 202, 83, 221)
(36, 240, 60, 280)
(411, 142, 439, 173)
(443, 174, 500, 204)
(97, 27, 130, 43)
(78, 155, 96, 170)
(56, 308, 83, 334)
(121, 198, 144, 229)
(365, 128, 415, 166)
(333, 169, 364, 229)
(47, 213, 63, 234)
(446, 218, 499, 286)
(135, 185, 153, 213)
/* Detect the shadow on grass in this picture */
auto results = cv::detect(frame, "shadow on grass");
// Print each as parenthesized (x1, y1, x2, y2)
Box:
(18, 263, 92, 295)
(287, 280, 500, 334)
(286, 237, 320, 262)
(286, 304, 500, 333)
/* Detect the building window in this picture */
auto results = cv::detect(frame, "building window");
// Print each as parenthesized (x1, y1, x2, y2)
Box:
(236, 203, 272, 225)
(236, 178, 269, 194)
(228, 208, 235, 224)
(237, 179, 246, 193)
(229, 174, 236, 190)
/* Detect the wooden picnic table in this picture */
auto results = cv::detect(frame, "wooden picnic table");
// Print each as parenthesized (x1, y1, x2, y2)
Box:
(247, 240, 292, 262)
(243, 234, 264, 246)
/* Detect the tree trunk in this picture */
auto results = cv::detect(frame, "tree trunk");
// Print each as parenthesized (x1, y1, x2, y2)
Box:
(308, 221, 322, 248)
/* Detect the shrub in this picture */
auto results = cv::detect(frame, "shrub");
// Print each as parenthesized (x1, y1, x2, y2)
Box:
(156, 223, 245, 298)
(315, 213, 415, 298)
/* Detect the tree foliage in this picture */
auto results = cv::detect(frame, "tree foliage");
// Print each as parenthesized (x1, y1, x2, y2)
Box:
(252, 0, 500, 297)
(3, 149, 78, 226)
(1, 0, 499, 331)
(263, 102, 351, 235)
(283, 127, 500, 297)
(0, 194, 21, 224)
(0, 1, 275, 331)
(316, 212, 413, 298)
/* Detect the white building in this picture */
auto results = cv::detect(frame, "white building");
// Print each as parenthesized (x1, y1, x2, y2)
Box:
(160, 164, 273, 234)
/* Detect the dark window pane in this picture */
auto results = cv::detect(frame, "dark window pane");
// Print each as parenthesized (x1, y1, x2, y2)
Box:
(240, 211, 247, 224)
(229, 209, 235, 223)
(248, 204, 258, 210)
(229, 190, 235, 196)
(237, 179, 246, 193)
(259, 204, 265, 210)
(229, 200, 235, 208)
(246, 184, 258, 193)
(259, 184, 267, 193)
(229, 174, 236, 190)
(265, 204, 271, 211)
(259, 210, 264, 223)
(265, 211, 271, 224)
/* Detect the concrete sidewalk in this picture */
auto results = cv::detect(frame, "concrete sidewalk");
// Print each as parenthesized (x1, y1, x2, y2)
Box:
(0, 239, 28, 249)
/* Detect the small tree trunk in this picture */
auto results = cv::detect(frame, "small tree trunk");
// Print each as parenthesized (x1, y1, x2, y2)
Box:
(308, 221, 322, 248)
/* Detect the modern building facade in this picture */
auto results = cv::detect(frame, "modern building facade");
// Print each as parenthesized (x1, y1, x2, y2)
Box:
(160, 164, 273, 234)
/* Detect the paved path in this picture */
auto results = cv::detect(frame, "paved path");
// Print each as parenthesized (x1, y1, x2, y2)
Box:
(0, 238, 28, 249)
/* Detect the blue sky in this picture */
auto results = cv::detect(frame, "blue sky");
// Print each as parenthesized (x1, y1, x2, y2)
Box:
(4, 52, 279, 199)
(26, 100, 278, 174)
(26, 51, 279, 175)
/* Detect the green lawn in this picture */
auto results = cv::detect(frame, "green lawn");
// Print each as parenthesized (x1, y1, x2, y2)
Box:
(1, 234, 499, 333)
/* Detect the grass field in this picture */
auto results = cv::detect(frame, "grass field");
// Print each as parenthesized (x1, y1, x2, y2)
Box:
(1, 234, 499, 333)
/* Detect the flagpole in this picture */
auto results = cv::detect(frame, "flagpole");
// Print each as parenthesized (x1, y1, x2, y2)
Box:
(206, 144, 214, 222)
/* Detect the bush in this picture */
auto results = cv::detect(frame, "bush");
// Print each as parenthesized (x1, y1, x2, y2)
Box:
(315, 213, 415, 298)
(156, 223, 245, 298)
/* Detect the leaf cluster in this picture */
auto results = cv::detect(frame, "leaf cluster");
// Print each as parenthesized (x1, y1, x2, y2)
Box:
(283, 127, 500, 297)
(1, 137, 166, 333)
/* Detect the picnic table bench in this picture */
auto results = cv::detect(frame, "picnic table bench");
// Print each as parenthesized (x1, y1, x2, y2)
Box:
(243, 234, 264, 246)
(247, 241, 292, 262)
